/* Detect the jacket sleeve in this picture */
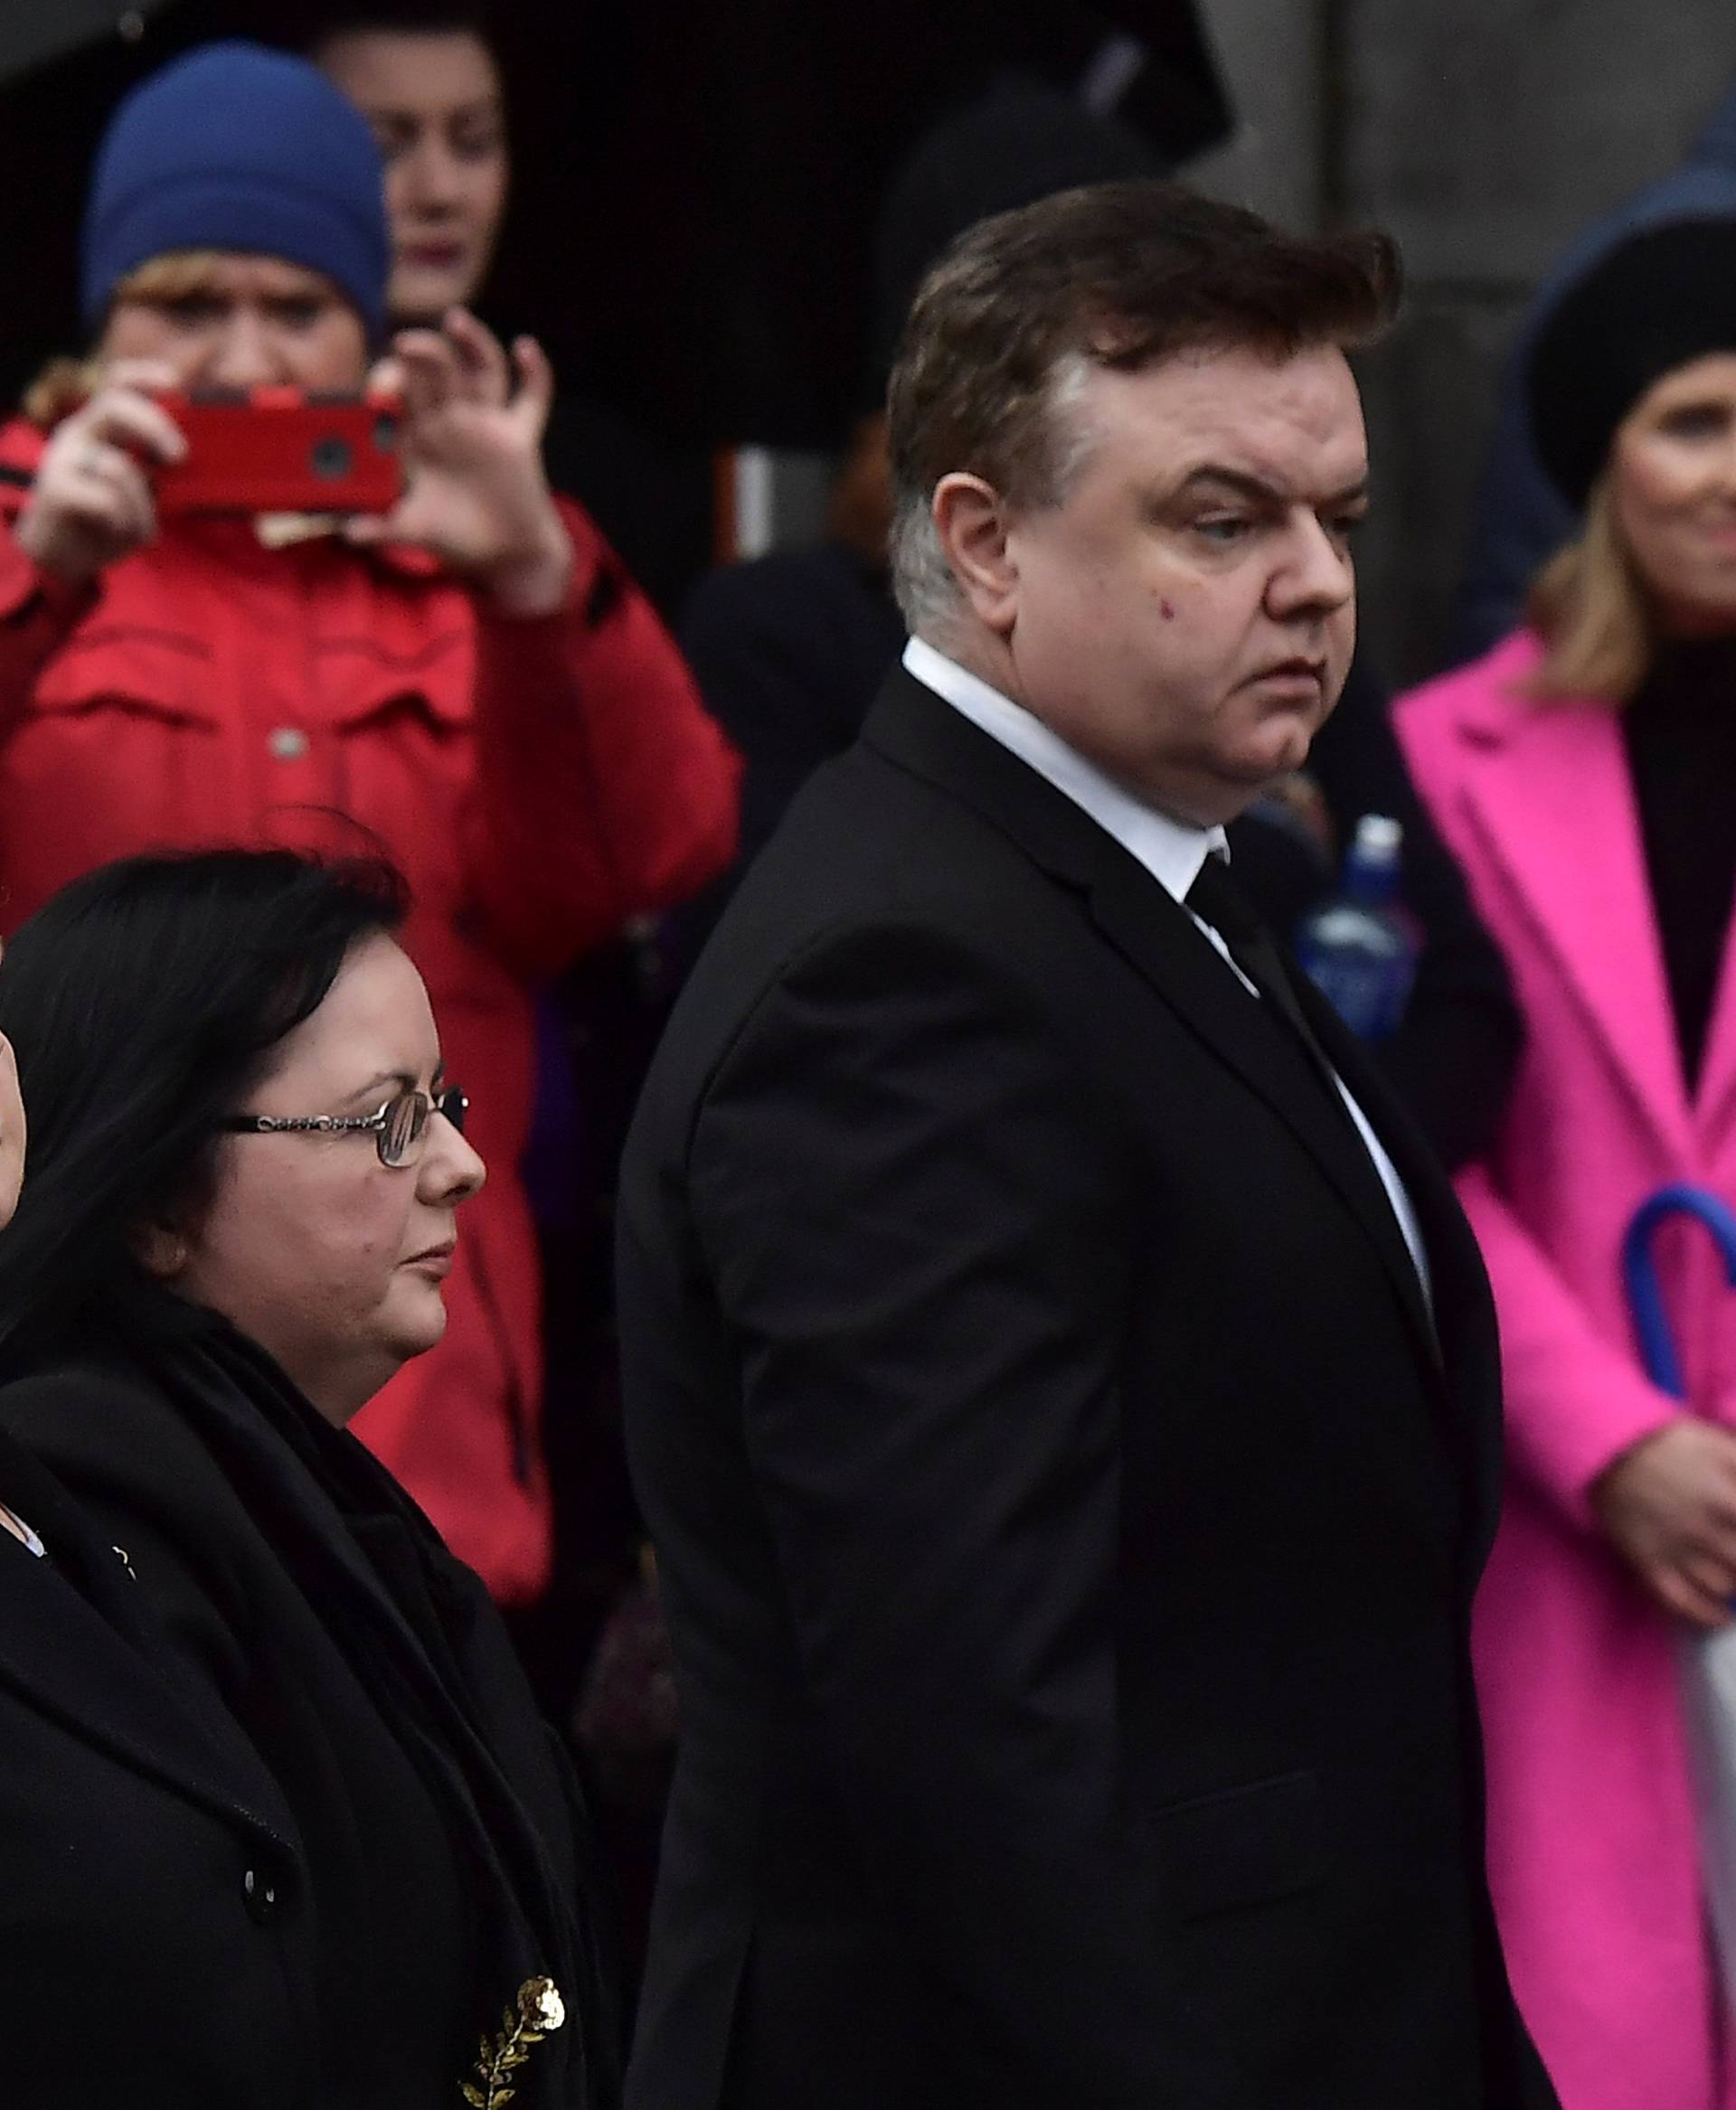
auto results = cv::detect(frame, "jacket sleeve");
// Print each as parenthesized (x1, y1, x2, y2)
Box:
(678, 920, 1217, 2105)
(1456, 1164, 1682, 1526)
(0, 516, 99, 741)
(461, 496, 741, 978)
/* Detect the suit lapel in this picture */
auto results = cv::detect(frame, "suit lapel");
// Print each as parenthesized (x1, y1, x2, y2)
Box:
(0, 1436, 297, 1852)
(1296, 972, 1505, 1533)
(863, 669, 1442, 1380)
(1089, 852, 1443, 1377)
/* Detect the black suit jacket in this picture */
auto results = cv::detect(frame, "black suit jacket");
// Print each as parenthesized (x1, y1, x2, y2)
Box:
(618, 667, 1556, 2109)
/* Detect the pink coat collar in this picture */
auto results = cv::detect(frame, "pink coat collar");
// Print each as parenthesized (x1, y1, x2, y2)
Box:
(1435, 633, 1712, 1157)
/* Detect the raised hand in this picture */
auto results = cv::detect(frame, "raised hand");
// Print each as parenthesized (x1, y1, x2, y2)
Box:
(15, 361, 185, 588)
(347, 308, 574, 616)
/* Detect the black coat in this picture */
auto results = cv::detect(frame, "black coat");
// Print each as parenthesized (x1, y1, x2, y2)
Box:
(0, 1427, 321, 2105)
(0, 1309, 609, 2108)
(617, 667, 1558, 2109)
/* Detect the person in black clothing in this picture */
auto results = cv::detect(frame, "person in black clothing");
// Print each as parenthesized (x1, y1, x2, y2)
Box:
(678, 81, 1520, 1173)
(622, 177, 1556, 2110)
(310, 0, 713, 619)
(0, 851, 613, 2108)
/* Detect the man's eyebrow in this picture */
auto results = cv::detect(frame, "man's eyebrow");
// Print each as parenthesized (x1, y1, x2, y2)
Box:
(1173, 466, 1371, 508)
(1175, 465, 1286, 504)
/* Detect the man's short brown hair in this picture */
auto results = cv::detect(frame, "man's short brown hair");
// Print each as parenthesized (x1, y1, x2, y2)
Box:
(886, 179, 1401, 628)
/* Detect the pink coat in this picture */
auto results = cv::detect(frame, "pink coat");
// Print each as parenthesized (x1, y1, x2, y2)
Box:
(1397, 629, 1736, 2110)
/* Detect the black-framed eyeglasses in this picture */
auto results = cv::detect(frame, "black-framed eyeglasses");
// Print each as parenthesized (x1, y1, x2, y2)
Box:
(222, 1085, 468, 1170)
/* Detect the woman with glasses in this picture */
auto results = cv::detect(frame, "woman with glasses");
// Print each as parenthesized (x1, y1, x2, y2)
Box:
(0, 847, 611, 2107)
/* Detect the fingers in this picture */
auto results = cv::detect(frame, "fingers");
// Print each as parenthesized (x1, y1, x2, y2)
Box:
(76, 386, 186, 467)
(389, 316, 550, 424)
(61, 442, 157, 545)
(340, 512, 393, 549)
(510, 334, 554, 441)
(442, 306, 512, 405)
(1655, 1566, 1735, 1630)
(98, 357, 181, 394)
(340, 485, 445, 552)
(392, 330, 465, 426)
(52, 440, 156, 552)
(1699, 1525, 1736, 1578)
(1681, 1550, 1736, 1606)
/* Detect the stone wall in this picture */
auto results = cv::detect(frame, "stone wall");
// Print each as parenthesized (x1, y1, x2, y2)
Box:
(1189, 0, 1736, 683)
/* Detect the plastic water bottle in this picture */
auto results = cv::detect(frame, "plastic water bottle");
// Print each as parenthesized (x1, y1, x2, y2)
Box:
(1294, 815, 1420, 1041)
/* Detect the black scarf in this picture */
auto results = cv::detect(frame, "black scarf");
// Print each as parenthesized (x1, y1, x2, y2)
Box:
(97, 1280, 615, 2108)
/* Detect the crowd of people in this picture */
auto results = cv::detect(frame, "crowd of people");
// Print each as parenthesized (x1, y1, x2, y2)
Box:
(0, 10, 1735, 2109)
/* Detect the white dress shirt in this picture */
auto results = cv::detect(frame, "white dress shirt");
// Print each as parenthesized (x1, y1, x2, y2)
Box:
(902, 637, 1432, 1306)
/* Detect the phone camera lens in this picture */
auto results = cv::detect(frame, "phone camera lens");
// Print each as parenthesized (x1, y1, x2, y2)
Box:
(311, 437, 354, 481)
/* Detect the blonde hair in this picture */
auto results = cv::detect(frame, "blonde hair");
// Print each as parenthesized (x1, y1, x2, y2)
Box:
(23, 251, 252, 426)
(1524, 476, 1656, 706)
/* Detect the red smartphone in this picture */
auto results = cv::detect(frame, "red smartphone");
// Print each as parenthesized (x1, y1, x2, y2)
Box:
(151, 387, 403, 515)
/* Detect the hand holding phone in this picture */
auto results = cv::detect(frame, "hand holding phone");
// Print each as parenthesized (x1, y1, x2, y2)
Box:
(14, 360, 184, 588)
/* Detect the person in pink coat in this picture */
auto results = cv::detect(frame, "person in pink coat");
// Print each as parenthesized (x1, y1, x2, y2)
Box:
(1397, 216, 1736, 2110)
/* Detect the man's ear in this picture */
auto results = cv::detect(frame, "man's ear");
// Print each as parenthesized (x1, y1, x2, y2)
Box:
(131, 1220, 189, 1281)
(931, 472, 1019, 636)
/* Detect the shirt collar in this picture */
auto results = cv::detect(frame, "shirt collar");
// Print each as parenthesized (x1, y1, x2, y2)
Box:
(902, 636, 1227, 905)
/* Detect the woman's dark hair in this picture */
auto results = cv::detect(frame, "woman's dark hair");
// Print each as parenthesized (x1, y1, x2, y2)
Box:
(0, 848, 409, 1361)
(298, 0, 499, 49)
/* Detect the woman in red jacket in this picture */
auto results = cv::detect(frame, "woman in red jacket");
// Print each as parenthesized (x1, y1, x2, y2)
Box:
(0, 40, 740, 1603)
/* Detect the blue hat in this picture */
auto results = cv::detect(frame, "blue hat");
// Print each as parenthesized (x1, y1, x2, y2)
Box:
(80, 42, 390, 344)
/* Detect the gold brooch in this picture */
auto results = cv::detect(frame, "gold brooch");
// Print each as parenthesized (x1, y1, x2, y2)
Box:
(461, 1976, 566, 2107)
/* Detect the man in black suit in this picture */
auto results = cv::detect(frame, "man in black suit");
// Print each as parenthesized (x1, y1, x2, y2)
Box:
(617, 180, 1558, 2108)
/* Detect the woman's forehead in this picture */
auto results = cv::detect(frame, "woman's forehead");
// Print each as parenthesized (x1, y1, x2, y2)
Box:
(262, 936, 439, 1083)
(1633, 350, 1736, 418)
(316, 27, 503, 113)
(124, 251, 347, 304)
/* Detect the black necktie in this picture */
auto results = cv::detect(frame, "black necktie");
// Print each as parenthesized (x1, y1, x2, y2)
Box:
(1186, 855, 1435, 1332)
(1184, 852, 1339, 1082)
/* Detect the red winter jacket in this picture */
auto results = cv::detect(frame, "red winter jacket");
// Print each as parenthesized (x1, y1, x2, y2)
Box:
(0, 417, 740, 1600)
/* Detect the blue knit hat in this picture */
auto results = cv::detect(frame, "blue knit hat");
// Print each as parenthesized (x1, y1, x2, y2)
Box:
(80, 42, 390, 344)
